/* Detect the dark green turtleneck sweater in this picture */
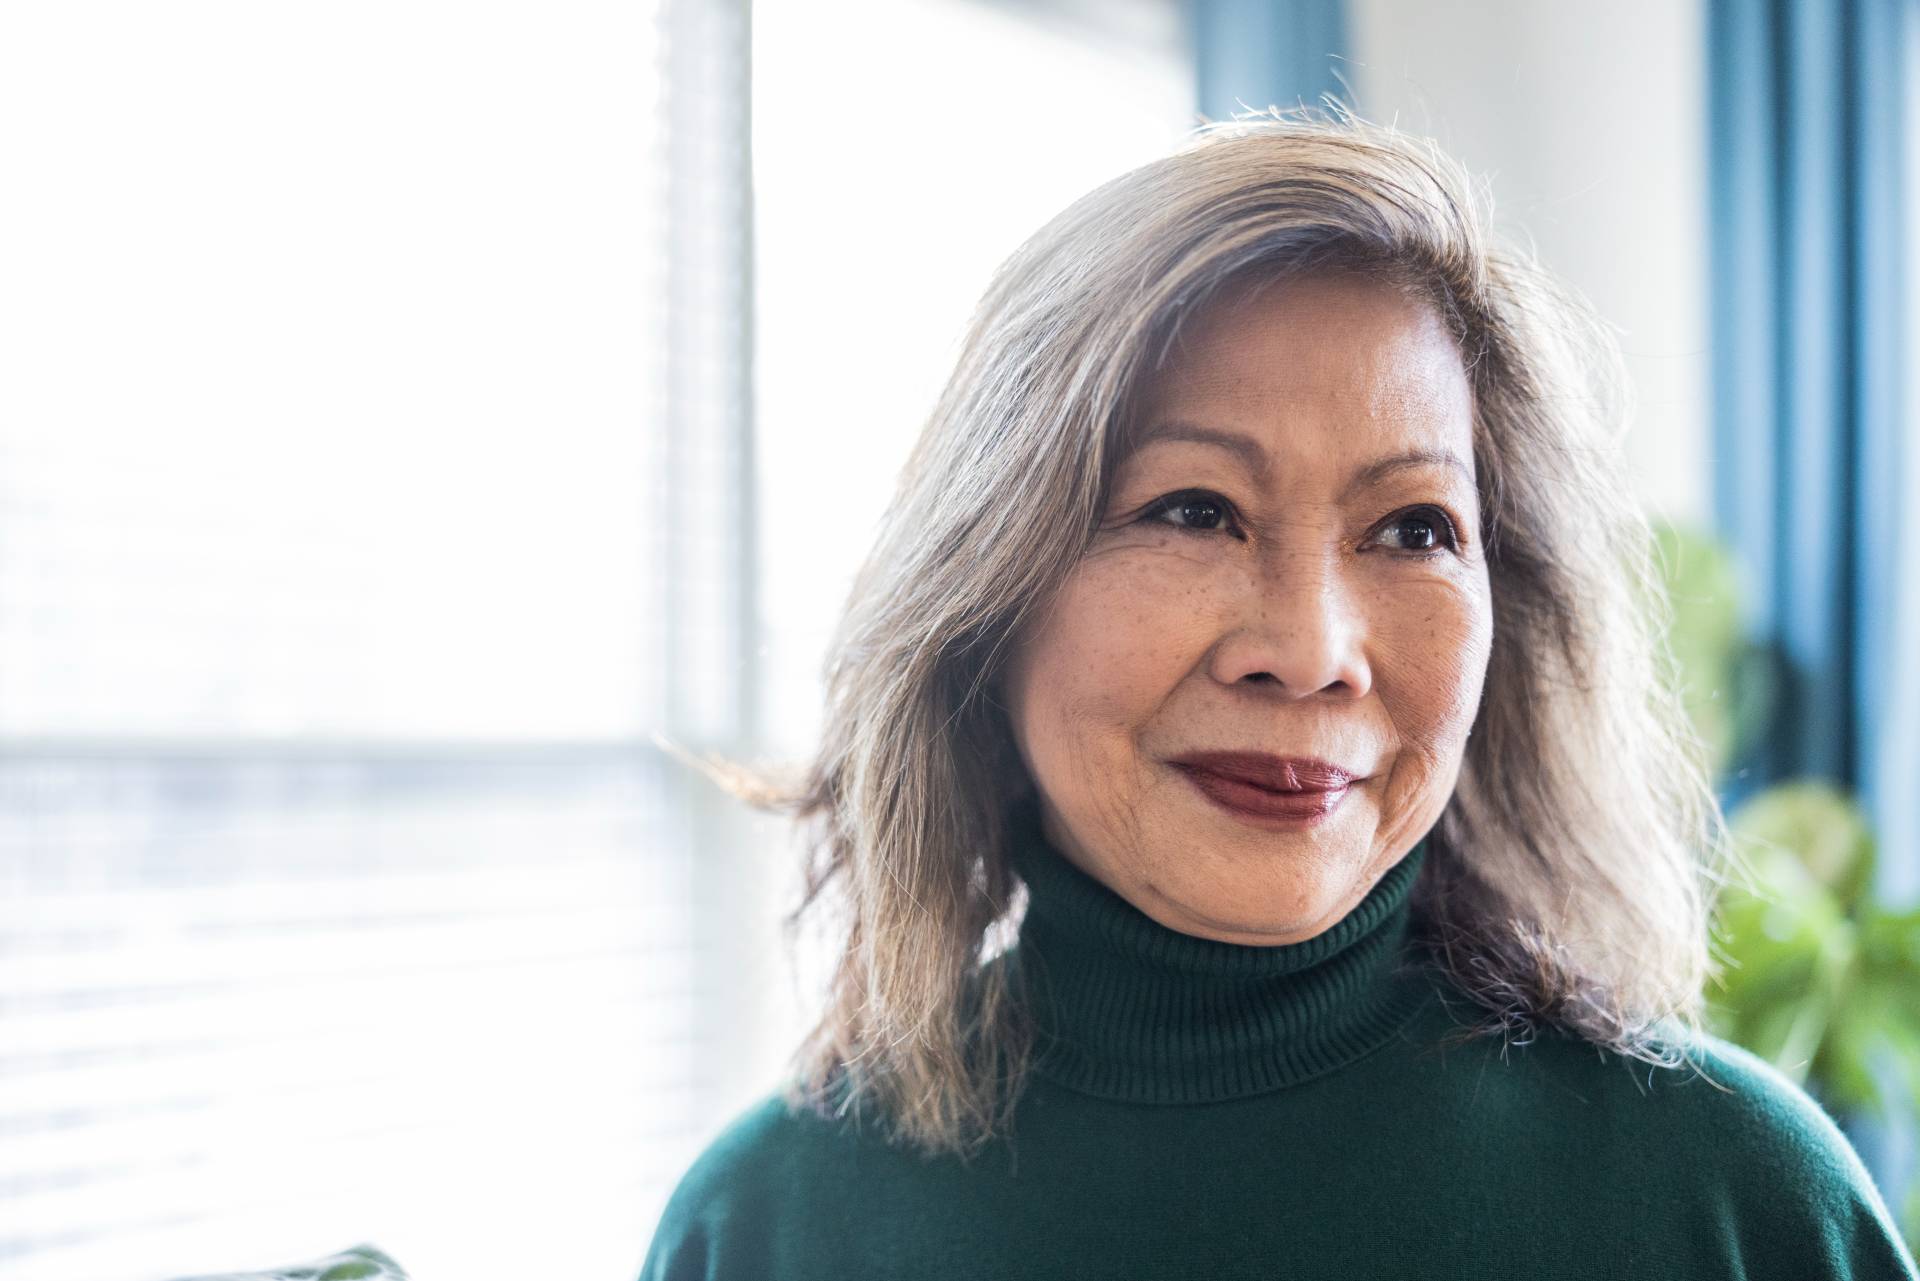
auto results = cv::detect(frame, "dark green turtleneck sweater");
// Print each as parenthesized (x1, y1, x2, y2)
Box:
(641, 807, 1918, 1279)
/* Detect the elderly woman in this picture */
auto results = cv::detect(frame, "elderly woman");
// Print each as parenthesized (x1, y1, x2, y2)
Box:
(641, 113, 1918, 1279)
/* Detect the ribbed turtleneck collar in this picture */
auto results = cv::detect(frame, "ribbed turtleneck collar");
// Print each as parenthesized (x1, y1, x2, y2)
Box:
(1005, 796, 1436, 1105)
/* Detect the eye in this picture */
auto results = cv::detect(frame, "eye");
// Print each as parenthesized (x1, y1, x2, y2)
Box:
(1372, 505, 1461, 556)
(1142, 489, 1242, 537)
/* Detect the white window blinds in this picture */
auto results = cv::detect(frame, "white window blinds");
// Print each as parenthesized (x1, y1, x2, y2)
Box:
(0, 2, 755, 1279)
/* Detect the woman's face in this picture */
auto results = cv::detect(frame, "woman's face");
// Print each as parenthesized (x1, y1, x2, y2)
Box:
(1000, 270, 1493, 945)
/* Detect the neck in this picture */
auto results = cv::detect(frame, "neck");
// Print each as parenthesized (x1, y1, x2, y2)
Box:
(1005, 797, 1436, 1105)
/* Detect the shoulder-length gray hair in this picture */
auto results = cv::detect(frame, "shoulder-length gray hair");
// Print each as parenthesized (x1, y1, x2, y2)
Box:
(697, 105, 1733, 1159)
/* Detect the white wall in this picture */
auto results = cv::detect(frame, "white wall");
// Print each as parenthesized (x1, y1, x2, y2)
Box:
(752, 0, 1195, 765)
(1347, 0, 1712, 530)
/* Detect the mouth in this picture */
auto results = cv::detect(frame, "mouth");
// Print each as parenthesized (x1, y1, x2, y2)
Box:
(1165, 752, 1364, 827)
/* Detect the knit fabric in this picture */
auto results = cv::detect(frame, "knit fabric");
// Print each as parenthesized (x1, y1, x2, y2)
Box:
(641, 801, 1919, 1279)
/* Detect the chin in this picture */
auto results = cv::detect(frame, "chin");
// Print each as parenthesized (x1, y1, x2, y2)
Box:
(1162, 873, 1337, 943)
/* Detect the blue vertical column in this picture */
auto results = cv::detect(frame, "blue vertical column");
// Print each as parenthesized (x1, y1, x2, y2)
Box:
(1189, 0, 1349, 122)
(1706, 0, 1914, 888)
(1847, 0, 1920, 907)
(1707, 0, 1783, 817)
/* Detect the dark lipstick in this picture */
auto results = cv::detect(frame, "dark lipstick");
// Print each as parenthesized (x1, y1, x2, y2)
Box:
(1166, 751, 1359, 826)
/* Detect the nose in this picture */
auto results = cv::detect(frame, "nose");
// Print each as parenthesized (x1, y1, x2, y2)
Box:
(1205, 553, 1372, 699)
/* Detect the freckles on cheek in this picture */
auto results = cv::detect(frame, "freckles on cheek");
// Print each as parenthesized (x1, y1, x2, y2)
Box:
(1038, 619, 1152, 726)
(1033, 558, 1214, 725)
(1376, 598, 1492, 756)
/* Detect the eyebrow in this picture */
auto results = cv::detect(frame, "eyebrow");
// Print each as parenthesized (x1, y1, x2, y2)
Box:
(1131, 421, 1474, 499)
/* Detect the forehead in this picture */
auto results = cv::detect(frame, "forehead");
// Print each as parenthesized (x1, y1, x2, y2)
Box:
(1124, 270, 1475, 465)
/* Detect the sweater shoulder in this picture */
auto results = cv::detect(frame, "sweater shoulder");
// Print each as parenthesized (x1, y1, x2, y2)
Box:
(638, 1087, 862, 1281)
(1616, 1031, 1915, 1275)
(1654, 1033, 1884, 1191)
(1662, 1032, 1914, 1252)
(1406, 977, 1916, 1277)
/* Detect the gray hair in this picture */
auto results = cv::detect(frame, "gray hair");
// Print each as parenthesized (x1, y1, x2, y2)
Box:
(698, 104, 1734, 1159)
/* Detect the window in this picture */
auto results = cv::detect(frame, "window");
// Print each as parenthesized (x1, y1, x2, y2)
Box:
(0, 3, 750, 1278)
(0, 2, 1195, 1275)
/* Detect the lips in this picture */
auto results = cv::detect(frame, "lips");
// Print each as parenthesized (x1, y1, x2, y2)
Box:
(1166, 751, 1357, 793)
(1166, 751, 1361, 826)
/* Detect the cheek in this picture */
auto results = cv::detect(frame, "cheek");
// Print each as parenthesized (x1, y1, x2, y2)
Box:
(1368, 574, 1493, 755)
(1006, 555, 1220, 751)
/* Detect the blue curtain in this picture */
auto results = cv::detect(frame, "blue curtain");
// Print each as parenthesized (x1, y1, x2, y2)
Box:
(1708, 0, 1917, 894)
(1708, 0, 1919, 1199)
(1188, 0, 1348, 122)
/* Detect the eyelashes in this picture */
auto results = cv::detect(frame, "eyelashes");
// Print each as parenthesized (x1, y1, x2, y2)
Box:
(1138, 489, 1464, 556)
(1380, 505, 1464, 555)
(1141, 490, 1238, 535)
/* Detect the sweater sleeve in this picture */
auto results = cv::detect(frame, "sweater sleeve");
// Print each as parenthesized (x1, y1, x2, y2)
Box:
(1685, 1035, 1918, 1280)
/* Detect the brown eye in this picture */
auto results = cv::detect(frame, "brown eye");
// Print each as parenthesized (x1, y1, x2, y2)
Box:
(1375, 506, 1460, 555)
(1144, 490, 1238, 535)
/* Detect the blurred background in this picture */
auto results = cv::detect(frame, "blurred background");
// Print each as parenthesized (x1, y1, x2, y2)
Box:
(0, 1, 1914, 1277)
